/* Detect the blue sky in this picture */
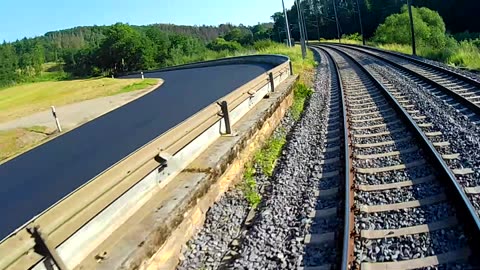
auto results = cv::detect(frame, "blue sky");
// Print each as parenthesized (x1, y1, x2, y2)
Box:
(0, 0, 295, 42)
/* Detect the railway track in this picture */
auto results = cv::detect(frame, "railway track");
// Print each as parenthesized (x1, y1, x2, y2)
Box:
(314, 46, 480, 269)
(301, 48, 346, 269)
(336, 44, 480, 121)
(324, 44, 480, 219)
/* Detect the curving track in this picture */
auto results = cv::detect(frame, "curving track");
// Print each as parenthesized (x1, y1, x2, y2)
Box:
(315, 46, 480, 269)
(0, 62, 275, 241)
(337, 44, 480, 121)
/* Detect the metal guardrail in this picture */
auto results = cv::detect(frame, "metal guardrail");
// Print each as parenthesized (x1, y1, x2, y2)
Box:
(0, 55, 292, 270)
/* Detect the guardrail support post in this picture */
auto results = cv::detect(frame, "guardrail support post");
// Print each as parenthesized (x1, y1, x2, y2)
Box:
(269, 72, 275, 92)
(218, 101, 232, 135)
(29, 227, 69, 270)
(141, 71, 144, 80)
(289, 61, 294, 75)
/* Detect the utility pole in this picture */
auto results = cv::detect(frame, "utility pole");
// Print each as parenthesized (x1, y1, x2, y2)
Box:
(356, 0, 365, 45)
(282, 0, 292, 46)
(407, 0, 416, 55)
(332, 0, 341, 43)
(300, 4, 309, 45)
(295, 0, 307, 58)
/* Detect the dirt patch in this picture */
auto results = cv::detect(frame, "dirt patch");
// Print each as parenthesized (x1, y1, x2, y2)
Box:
(0, 127, 53, 162)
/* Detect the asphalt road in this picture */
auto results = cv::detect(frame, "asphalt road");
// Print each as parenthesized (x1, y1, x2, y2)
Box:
(0, 62, 274, 240)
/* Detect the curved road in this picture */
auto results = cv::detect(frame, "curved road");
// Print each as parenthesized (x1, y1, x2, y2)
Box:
(0, 62, 274, 240)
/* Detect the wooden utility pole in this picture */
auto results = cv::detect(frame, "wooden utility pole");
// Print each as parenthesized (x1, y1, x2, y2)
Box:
(333, 0, 341, 43)
(282, 0, 292, 46)
(295, 0, 307, 58)
(407, 0, 416, 55)
(356, 0, 365, 45)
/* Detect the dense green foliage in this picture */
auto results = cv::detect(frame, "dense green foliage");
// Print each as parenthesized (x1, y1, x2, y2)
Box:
(374, 5, 447, 48)
(370, 6, 480, 70)
(207, 38, 242, 52)
(271, 0, 480, 43)
(0, 22, 275, 87)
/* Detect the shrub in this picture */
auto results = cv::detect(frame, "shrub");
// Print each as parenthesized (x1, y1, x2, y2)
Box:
(374, 5, 448, 48)
(253, 39, 277, 51)
(342, 33, 362, 42)
(207, 38, 242, 52)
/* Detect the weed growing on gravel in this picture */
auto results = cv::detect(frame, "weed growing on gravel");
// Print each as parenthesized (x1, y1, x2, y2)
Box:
(243, 166, 262, 208)
(255, 130, 287, 177)
(291, 82, 314, 120)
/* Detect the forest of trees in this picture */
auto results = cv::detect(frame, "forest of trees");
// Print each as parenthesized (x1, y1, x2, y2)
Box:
(0, 23, 274, 87)
(271, 0, 480, 43)
(1, 0, 479, 88)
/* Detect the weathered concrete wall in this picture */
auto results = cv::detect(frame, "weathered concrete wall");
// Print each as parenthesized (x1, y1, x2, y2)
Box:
(142, 75, 298, 270)
(84, 75, 298, 270)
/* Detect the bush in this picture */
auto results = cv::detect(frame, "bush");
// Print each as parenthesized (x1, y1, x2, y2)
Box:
(253, 39, 277, 51)
(342, 33, 362, 41)
(447, 41, 480, 70)
(374, 5, 448, 48)
(207, 38, 242, 52)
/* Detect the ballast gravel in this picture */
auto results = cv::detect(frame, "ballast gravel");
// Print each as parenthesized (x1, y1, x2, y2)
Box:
(178, 50, 334, 270)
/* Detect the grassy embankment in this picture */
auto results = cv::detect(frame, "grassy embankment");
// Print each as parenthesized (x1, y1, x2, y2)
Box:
(0, 70, 158, 162)
(320, 38, 480, 71)
(241, 44, 316, 207)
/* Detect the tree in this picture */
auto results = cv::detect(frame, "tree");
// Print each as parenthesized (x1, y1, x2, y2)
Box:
(144, 27, 171, 67)
(0, 43, 18, 87)
(98, 23, 155, 74)
(374, 5, 447, 48)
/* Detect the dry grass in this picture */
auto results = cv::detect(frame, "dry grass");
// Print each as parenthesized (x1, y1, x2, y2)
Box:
(0, 126, 52, 162)
(0, 78, 158, 123)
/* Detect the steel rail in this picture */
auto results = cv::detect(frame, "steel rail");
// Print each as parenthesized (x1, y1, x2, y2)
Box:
(0, 57, 291, 270)
(334, 43, 480, 116)
(316, 47, 352, 270)
(319, 45, 480, 269)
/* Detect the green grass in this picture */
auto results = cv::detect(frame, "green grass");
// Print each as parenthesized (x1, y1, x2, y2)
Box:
(243, 166, 262, 208)
(255, 44, 316, 87)
(0, 77, 159, 123)
(291, 83, 314, 120)
(447, 41, 480, 70)
(114, 78, 158, 94)
(255, 129, 287, 177)
(240, 44, 316, 207)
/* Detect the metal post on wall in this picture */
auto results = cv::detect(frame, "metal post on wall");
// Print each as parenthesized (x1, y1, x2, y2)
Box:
(333, 0, 341, 43)
(407, 0, 417, 55)
(281, 0, 292, 46)
(218, 101, 232, 135)
(356, 0, 366, 45)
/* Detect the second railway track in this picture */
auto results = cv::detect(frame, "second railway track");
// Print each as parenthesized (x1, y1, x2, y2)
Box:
(337, 44, 480, 121)
(315, 46, 480, 269)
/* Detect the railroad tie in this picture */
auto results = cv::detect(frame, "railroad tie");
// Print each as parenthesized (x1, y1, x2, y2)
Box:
(359, 194, 446, 213)
(361, 248, 471, 270)
(360, 217, 457, 239)
(353, 128, 405, 139)
(355, 160, 426, 174)
(357, 175, 435, 192)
